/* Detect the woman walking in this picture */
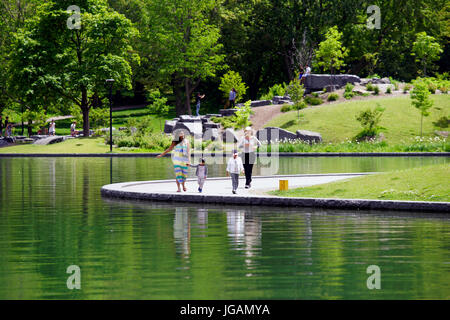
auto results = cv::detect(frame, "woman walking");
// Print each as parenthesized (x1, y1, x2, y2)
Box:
(238, 127, 261, 189)
(157, 130, 191, 192)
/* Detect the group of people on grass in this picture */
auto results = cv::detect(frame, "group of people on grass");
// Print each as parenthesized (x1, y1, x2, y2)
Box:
(157, 126, 262, 194)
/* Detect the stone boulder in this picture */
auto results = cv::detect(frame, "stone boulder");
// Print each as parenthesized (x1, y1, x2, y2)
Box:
(304, 74, 361, 93)
(272, 96, 292, 105)
(256, 127, 297, 143)
(173, 121, 203, 138)
(202, 128, 220, 141)
(164, 120, 177, 134)
(179, 115, 202, 123)
(220, 109, 238, 117)
(33, 136, 66, 145)
(0, 138, 9, 147)
(205, 114, 222, 119)
(296, 130, 322, 144)
(203, 122, 221, 130)
(250, 100, 272, 107)
(222, 128, 238, 143)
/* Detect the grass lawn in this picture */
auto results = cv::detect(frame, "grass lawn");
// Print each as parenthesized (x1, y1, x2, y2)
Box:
(0, 137, 112, 154)
(45, 107, 173, 136)
(270, 163, 450, 202)
(267, 95, 450, 144)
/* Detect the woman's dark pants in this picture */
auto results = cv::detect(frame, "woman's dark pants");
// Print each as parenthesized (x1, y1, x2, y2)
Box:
(242, 152, 256, 186)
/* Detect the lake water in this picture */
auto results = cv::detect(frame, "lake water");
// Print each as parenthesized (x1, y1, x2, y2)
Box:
(0, 156, 449, 299)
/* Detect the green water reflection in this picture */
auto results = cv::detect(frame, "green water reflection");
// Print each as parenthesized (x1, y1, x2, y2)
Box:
(0, 157, 449, 299)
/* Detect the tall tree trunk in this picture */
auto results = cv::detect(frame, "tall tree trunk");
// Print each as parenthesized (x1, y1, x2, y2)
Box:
(81, 88, 90, 137)
(172, 76, 185, 116)
(184, 79, 192, 116)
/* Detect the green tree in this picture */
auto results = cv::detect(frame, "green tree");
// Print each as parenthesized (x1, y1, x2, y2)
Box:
(147, 89, 170, 132)
(9, 0, 139, 137)
(412, 32, 443, 76)
(233, 101, 253, 130)
(410, 79, 434, 136)
(144, 0, 225, 116)
(218, 71, 248, 105)
(286, 80, 306, 122)
(315, 26, 348, 75)
(355, 104, 385, 141)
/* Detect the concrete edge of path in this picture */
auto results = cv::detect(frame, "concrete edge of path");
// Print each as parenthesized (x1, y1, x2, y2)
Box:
(100, 175, 450, 213)
(1, 152, 449, 158)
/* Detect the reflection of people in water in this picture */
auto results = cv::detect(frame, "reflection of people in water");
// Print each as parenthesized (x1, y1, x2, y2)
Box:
(226, 210, 262, 273)
(173, 207, 191, 257)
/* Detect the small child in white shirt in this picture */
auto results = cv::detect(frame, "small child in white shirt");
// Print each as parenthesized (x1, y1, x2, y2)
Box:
(226, 150, 244, 194)
(190, 158, 208, 193)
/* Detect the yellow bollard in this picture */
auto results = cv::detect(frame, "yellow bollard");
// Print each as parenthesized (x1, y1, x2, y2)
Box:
(279, 180, 289, 191)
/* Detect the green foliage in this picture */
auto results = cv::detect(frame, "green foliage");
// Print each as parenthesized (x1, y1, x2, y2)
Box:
(147, 89, 170, 132)
(366, 82, 375, 91)
(145, 0, 225, 115)
(412, 32, 443, 76)
(112, 116, 172, 150)
(305, 96, 324, 105)
(218, 71, 247, 103)
(89, 108, 109, 129)
(23, 108, 47, 131)
(373, 85, 380, 95)
(315, 26, 347, 74)
(386, 87, 392, 94)
(260, 83, 288, 100)
(327, 93, 339, 101)
(233, 100, 253, 130)
(286, 80, 306, 122)
(344, 83, 355, 99)
(280, 104, 293, 112)
(411, 79, 434, 135)
(354, 104, 385, 141)
(403, 83, 412, 93)
(9, 0, 139, 136)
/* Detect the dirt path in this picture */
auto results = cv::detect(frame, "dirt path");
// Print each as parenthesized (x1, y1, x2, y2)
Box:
(250, 104, 284, 131)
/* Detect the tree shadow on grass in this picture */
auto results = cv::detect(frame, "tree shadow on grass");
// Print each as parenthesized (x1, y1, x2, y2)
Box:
(280, 120, 297, 129)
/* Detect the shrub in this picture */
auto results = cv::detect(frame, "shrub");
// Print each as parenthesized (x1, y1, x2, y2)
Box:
(327, 93, 339, 101)
(354, 104, 385, 141)
(345, 82, 355, 93)
(260, 83, 287, 100)
(437, 80, 449, 93)
(386, 87, 392, 94)
(427, 81, 437, 94)
(403, 83, 412, 93)
(281, 104, 293, 112)
(373, 85, 380, 95)
(305, 96, 323, 105)
(366, 82, 375, 91)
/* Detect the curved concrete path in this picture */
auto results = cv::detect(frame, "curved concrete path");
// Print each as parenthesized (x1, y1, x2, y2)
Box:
(102, 174, 367, 197)
(101, 173, 450, 213)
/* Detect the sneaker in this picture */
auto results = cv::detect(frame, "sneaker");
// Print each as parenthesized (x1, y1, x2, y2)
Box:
(232, 190, 236, 194)
(245, 185, 249, 189)
(199, 188, 202, 193)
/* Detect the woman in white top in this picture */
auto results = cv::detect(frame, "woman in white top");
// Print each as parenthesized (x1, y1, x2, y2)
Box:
(49, 120, 56, 136)
(238, 127, 261, 189)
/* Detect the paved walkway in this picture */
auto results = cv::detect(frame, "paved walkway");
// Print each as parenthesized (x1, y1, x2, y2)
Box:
(101, 173, 450, 213)
(102, 173, 367, 197)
